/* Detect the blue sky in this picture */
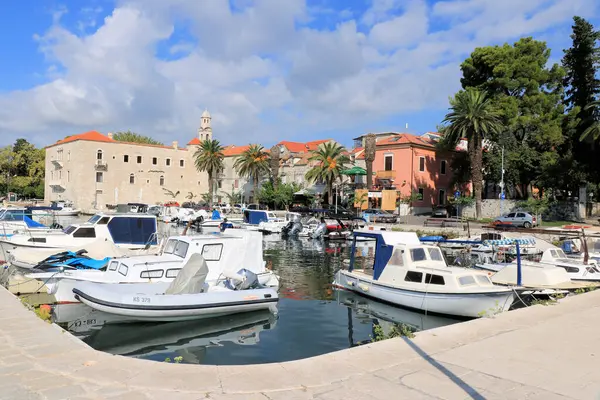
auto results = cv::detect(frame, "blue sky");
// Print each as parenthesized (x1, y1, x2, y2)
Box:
(0, 0, 599, 148)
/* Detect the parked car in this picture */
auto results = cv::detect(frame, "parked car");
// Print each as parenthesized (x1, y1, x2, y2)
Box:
(326, 206, 355, 220)
(431, 205, 449, 218)
(493, 211, 538, 228)
(363, 209, 397, 223)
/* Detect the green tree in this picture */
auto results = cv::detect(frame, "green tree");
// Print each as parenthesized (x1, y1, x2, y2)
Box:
(562, 16, 600, 186)
(233, 145, 270, 203)
(459, 38, 566, 197)
(193, 139, 224, 207)
(113, 130, 164, 146)
(581, 100, 600, 141)
(442, 89, 502, 218)
(305, 142, 350, 205)
(274, 181, 303, 210)
(223, 189, 243, 205)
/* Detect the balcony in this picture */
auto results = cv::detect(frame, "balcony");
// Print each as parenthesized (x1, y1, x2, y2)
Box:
(376, 170, 395, 180)
(51, 159, 63, 168)
(94, 161, 108, 171)
(49, 180, 64, 188)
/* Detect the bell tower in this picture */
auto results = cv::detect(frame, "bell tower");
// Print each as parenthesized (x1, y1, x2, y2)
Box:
(198, 109, 212, 141)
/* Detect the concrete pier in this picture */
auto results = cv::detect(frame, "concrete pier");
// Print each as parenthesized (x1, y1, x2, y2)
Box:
(1, 287, 599, 400)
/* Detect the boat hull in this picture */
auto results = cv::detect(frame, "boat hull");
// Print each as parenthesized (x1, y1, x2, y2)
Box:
(73, 282, 279, 322)
(43, 270, 280, 304)
(333, 270, 515, 318)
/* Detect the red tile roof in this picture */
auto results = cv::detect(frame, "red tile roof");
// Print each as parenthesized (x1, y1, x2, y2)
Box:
(278, 139, 331, 153)
(376, 133, 436, 148)
(187, 137, 202, 145)
(51, 131, 115, 147)
(223, 145, 251, 157)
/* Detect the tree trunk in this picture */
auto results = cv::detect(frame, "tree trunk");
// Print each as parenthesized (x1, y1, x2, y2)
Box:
(364, 134, 377, 190)
(366, 161, 373, 190)
(208, 171, 214, 208)
(469, 135, 483, 219)
(328, 181, 333, 206)
(253, 175, 259, 203)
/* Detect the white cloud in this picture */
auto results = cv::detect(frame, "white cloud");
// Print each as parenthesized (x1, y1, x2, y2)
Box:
(0, 0, 598, 148)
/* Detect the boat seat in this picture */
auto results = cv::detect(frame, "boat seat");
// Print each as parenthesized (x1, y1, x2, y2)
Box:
(164, 253, 209, 295)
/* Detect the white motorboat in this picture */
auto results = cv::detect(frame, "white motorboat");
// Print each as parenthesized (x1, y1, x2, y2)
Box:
(51, 201, 80, 216)
(476, 260, 594, 291)
(26, 229, 279, 303)
(0, 212, 158, 255)
(0, 206, 59, 239)
(72, 253, 279, 322)
(535, 247, 600, 282)
(258, 212, 297, 234)
(333, 230, 517, 318)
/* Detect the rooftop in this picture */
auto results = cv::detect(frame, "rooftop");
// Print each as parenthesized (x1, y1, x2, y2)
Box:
(376, 133, 437, 148)
(278, 139, 331, 153)
(47, 131, 186, 150)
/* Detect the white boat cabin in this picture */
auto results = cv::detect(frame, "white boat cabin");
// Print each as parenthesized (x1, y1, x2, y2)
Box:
(101, 230, 266, 284)
(348, 230, 499, 293)
(536, 247, 600, 281)
(3, 212, 158, 249)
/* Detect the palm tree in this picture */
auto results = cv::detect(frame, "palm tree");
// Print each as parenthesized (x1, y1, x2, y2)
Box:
(364, 134, 376, 190)
(581, 99, 600, 141)
(194, 139, 224, 207)
(442, 88, 502, 218)
(234, 144, 270, 203)
(305, 142, 350, 204)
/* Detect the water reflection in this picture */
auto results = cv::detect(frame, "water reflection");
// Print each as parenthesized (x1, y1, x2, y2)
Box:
(53, 234, 459, 364)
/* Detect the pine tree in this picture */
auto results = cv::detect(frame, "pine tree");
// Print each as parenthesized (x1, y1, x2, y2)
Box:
(562, 16, 600, 127)
(562, 16, 600, 185)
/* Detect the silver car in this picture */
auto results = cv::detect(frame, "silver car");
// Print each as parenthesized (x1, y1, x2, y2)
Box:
(493, 211, 537, 228)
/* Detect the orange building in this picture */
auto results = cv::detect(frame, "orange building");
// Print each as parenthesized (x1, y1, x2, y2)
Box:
(372, 133, 457, 214)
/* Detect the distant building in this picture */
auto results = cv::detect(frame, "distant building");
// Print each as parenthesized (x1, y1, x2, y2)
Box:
(218, 145, 253, 204)
(277, 140, 334, 193)
(44, 111, 215, 210)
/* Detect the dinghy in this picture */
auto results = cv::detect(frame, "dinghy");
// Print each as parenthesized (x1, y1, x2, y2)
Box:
(73, 253, 279, 322)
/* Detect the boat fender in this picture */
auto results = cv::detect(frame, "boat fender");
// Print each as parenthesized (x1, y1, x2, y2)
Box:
(358, 284, 369, 292)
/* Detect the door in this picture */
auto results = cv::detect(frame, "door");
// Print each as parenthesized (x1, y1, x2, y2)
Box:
(438, 189, 446, 206)
(516, 212, 526, 226)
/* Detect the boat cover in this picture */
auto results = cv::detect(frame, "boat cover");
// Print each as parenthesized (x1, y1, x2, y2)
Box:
(482, 238, 536, 246)
(23, 216, 46, 228)
(165, 253, 209, 295)
(211, 210, 221, 220)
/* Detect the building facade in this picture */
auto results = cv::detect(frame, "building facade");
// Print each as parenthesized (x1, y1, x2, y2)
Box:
(44, 112, 214, 210)
(372, 133, 456, 214)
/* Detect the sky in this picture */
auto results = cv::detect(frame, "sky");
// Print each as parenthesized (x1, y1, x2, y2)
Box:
(0, 0, 599, 149)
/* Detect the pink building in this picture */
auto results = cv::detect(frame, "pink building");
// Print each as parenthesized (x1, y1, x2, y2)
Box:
(372, 133, 457, 214)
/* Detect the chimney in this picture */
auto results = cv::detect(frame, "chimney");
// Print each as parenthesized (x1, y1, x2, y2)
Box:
(172, 141, 178, 149)
(107, 132, 114, 140)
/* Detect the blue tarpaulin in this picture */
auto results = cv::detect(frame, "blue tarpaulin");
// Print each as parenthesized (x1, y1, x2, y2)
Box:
(244, 210, 269, 225)
(24, 216, 46, 228)
(211, 210, 221, 220)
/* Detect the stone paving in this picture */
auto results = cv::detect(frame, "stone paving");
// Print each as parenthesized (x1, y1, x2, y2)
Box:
(1, 287, 600, 400)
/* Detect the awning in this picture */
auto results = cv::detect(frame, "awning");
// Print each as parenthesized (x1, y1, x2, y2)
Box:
(341, 166, 367, 176)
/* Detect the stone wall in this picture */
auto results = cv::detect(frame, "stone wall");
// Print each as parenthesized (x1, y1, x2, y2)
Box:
(460, 199, 600, 221)
(460, 199, 518, 219)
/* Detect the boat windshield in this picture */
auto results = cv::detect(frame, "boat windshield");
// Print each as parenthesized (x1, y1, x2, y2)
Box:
(410, 248, 427, 262)
(87, 215, 102, 224)
(163, 239, 178, 254)
(0, 209, 30, 221)
(63, 225, 77, 235)
(427, 248, 444, 261)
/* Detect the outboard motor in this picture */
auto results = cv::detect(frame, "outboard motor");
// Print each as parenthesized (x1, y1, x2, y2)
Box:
(312, 223, 327, 240)
(281, 221, 294, 237)
(290, 221, 303, 236)
(224, 268, 260, 290)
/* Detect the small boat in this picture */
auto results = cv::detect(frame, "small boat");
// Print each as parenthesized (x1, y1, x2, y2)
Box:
(333, 230, 518, 318)
(26, 229, 279, 304)
(50, 200, 80, 216)
(73, 253, 279, 322)
(477, 261, 595, 291)
(535, 247, 600, 282)
(0, 212, 159, 254)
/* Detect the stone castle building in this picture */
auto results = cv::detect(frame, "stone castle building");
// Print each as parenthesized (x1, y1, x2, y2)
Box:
(44, 111, 215, 210)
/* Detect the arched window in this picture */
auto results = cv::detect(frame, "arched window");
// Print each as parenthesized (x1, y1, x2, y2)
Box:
(97, 150, 103, 161)
(129, 174, 135, 184)
(159, 175, 164, 186)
